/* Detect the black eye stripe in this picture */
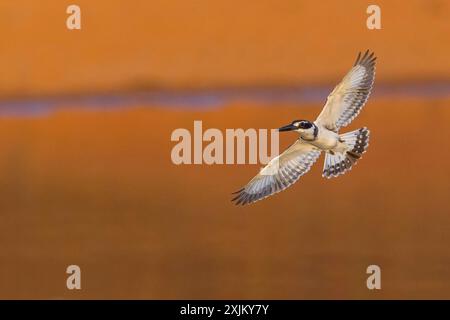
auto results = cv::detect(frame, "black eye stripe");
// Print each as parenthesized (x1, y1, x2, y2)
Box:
(291, 120, 312, 129)
(300, 121, 312, 129)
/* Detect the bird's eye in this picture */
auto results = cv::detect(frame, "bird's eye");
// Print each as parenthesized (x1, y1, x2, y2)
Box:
(300, 121, 312, 129)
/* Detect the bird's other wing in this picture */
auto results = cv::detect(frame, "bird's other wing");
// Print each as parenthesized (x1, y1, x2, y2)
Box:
(315, 50, 376, 132)
(232, 140, 321, 205)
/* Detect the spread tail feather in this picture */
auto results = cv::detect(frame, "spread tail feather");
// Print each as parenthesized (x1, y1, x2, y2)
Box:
(322, 127, 370, 178)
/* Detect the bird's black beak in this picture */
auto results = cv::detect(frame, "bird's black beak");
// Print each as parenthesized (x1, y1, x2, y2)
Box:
(278, 123, 297, 132)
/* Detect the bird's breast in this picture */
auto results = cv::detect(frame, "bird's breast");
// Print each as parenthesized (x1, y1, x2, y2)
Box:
(311, 129, 339, 150)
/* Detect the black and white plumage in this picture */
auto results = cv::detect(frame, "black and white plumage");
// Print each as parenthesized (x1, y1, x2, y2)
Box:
(232, 50, 376, 205)
(316, 51, 376, 132)
(232, 141, 321, 205)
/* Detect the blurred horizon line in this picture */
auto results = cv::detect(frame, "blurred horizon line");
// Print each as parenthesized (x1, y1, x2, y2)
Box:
(0, 80, 449, 117)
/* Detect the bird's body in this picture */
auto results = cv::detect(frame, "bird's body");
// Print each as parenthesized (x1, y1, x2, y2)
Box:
(232, 50, 376, 205)
(307, 126, 341, 151)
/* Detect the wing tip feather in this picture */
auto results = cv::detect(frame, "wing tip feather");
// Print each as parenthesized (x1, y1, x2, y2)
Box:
(355, 49, 377, 69)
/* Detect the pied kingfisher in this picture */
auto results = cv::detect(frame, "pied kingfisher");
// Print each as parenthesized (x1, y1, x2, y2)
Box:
(232, 50, 376, 205)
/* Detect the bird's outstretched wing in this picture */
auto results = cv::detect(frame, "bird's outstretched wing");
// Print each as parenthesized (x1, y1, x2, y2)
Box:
(232, 140, 321, 205)
(315, 50, 376, 132)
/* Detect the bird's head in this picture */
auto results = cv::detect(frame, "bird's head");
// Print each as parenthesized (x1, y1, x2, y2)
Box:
(278, 120, 313, 133)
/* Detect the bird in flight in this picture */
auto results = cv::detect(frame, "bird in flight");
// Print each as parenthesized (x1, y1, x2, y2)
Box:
(232, 50, 376, 205)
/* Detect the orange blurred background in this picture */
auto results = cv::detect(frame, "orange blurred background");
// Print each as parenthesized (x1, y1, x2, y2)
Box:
(0, 0, 449, 299)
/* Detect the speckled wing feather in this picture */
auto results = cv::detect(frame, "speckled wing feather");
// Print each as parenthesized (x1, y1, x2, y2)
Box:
(315, 50, 376, 132)
(232, 140, 321, 205)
